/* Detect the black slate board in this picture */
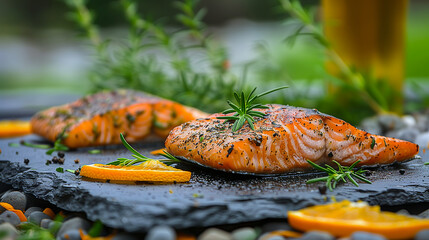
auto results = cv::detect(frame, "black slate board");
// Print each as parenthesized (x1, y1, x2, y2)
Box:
(1, 134, 429, 232)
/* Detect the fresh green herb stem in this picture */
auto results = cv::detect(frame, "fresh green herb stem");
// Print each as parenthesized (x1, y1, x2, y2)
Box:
(217, 86, 288, 132)
(424, 162, 429, 165)
(20, 141, 51, 149)
(88, 149, 101, 154)
(306, 160, 371, 191)
(108, 133, 181, 166)
(18, 139, 69, 155)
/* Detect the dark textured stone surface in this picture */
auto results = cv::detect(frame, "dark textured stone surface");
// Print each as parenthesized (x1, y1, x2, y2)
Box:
(1, 134, 429, 232)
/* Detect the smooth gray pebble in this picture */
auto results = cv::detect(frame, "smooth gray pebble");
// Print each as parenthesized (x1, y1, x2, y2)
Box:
(198, 228, 233, 240)
(258, 234, 285, 240)
(145, 225, 176, 240)
(1, 191, 27, 212)
(58, 229, 82, 240)
(0, 222, 18, 238)
(40, 218, 53, 229)
(299, 230, 335, 240)
(351, 231, 387, 240)
(57, 217, 90, 238)
(28, 211, 51, 225)
(24, 207, 43, 218)
(232, 227, 258, 240)
(0, 211, 21, 227)
(396, 209, 411, 216)
(415, 229, 429, 240)
(419, 209, 429, 219)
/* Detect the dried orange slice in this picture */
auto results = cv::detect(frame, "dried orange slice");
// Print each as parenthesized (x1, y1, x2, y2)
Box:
(0, 120, 31, 138)
(288, 200, 429, 240)
(80, 160, 191, 182)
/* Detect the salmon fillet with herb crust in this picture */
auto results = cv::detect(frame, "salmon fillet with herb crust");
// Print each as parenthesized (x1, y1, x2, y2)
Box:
(165, 105, 418, 174)
(31, 90, 208, 148)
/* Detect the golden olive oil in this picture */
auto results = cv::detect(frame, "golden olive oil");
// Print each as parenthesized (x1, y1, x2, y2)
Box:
(322, 0, 408, 113)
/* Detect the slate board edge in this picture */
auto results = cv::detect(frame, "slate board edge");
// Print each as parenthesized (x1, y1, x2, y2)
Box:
(0, 160, 313, 232)
(2, 160, 429, 232)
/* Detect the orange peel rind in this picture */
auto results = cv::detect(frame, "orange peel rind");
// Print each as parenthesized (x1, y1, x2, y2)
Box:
(288, 200, 429, 240)
(80, 160, 191, 182)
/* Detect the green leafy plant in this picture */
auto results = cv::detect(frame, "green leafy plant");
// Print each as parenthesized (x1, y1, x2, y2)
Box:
(217, 86, 288, 131)
(107, 133, 180, 166)
(17, 215, 63, 240)
(306, 160, 372, 191)
(64, 0, 241, 113)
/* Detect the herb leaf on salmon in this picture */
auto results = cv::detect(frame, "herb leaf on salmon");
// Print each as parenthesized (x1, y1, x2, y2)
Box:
(217, 86, 288, 132)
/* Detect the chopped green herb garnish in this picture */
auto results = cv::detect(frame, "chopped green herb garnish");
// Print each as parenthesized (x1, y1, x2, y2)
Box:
(88, 149, 101, 154)
(56, 167, 64, 173)
(306, 160, 372, 191)
(370, 137, 376, 149)
(46, 139, 69, 155)
(8, 143, 20, 147)
(21, 141, 51, 149)
(217, 86, 288, 132)
(66, 169, 76, 174)
(199, 136, 204, 142)
(425, 162, 429, 165)
(192, 193, 204, 198)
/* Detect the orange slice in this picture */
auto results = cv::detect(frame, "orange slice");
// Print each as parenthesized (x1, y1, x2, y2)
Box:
(288, 200, 429, 240)
(80, 160, 191, 182)
(150, 148, 167, 155)
(0, 120, 31, 138)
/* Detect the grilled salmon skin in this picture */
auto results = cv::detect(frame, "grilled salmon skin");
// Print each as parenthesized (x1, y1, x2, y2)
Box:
(31, 90, 208, 148)
(165, 105, 419, 174)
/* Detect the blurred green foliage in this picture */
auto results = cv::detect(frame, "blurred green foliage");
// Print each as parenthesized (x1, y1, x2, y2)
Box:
(1, 0, 428, 124)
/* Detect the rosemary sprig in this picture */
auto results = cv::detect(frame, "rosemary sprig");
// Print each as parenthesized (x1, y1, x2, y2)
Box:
(217, 86, 288, 132)
(107, 133, 181, 166)
(306, 160, 372, 191)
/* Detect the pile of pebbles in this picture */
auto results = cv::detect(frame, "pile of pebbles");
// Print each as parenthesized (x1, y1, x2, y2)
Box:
(1, 188, 429, 240)
(359, 111, 429, 147)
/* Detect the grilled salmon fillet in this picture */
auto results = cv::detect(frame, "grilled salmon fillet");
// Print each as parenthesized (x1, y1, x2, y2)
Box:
(165, 105, 419, 174)
(31, 90, 208, 148)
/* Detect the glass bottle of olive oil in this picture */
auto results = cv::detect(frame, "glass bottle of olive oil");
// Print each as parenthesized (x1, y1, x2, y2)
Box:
(322, 0, 408, 114)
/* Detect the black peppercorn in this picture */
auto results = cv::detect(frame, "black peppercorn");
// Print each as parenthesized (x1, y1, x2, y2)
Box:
(24, 158, 29, 165)
(318, 185, 327, 195)
(57, 152, 65, 158)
